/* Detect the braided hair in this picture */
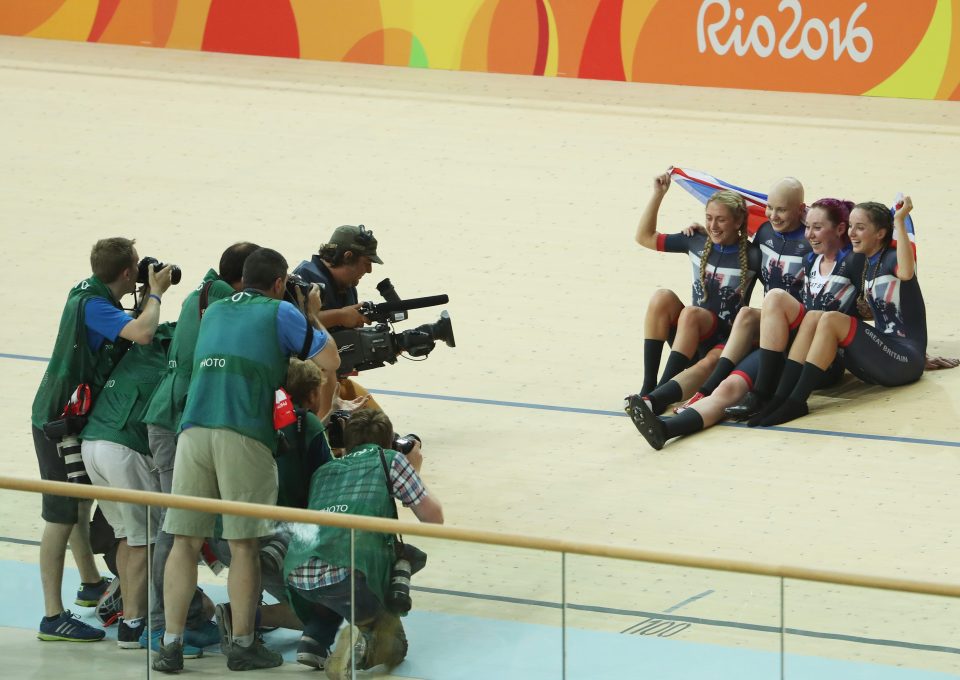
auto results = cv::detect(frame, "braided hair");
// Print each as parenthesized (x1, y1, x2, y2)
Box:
(700, 190, 749, 302)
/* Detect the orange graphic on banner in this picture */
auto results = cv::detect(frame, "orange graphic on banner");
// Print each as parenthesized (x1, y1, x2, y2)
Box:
(631, 0, 937, 95)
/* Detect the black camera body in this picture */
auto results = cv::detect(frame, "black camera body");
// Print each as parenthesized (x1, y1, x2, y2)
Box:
(325, 410, 421, 455)
(43, 415, 91, 485)
(138, 256, 182, 285)
(333, 311, 455, 375)
(285, 273, 323, 306)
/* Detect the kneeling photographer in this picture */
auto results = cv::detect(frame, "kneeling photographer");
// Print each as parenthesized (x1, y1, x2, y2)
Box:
(283, 410, 443, 679)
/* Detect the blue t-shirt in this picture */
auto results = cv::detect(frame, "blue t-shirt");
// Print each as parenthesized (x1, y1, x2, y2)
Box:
(276, 300, 328, 358)
(84, 298, 133, 352)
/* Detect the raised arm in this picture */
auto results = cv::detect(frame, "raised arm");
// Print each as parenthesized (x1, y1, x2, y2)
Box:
(634, 170, 672, 250)
(893, 196, 916, 281)
(119, 264, 173, 344)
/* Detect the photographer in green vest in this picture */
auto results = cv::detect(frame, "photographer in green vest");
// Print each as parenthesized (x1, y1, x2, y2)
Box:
(284, 409, 444, 680)
(32, 237, 173, 643)
(141, 241, 259, 653)
(276, 358, 335, 510)
(154, 247, 340, 673)
(79, 322, 175, 648)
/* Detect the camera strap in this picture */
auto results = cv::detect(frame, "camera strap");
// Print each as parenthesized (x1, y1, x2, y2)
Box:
(298, 323, 315, 361)
(377, 447, 405, 557)
(197, 280, 215, 321)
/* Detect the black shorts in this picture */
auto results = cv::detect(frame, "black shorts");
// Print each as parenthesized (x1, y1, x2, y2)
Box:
(668, 313, 730, 360)
(32, 425, 80, 524)
(730, 348, 844, 391)
(840, 318, 924, 387)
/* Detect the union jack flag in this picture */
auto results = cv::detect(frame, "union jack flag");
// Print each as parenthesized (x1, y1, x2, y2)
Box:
(669, 167, 917, 251)
(669, 167, 769, 235)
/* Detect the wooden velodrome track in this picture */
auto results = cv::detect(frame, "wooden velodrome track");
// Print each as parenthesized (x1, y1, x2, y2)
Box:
(0, 36, 958, 678)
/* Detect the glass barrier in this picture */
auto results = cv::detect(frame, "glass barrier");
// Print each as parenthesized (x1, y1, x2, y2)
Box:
(563, 553, 784, 678)
(145, 510, 563, 679)
(4, 482, 960, 680)
(0, 487, 150, 679)
(782, 579, 960, 679)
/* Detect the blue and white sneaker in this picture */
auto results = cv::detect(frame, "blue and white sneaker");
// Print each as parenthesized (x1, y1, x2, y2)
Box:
(184, 620, 221, 649)
(37, 610, 105, 642)
(139, 626, 203, 658)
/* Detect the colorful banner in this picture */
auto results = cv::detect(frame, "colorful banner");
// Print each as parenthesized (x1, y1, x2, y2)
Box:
(1, 1, 958, 100)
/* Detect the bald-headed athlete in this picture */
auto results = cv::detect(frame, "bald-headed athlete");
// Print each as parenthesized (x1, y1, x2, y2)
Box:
(634, 177, 811, 417)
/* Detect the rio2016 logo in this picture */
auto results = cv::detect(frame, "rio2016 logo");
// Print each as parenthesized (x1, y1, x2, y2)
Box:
(697, 0, 873, 63)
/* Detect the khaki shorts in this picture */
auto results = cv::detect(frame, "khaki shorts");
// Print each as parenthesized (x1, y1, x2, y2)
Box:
(81, 439, 161, 546)
(163, 427, 278, 540)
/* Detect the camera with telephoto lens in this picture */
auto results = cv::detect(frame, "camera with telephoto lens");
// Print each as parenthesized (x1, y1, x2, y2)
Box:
(333, 278, 455, 376)
(42, 415, 91, 485)
(385, 544, 427, 615)
(386, 557, 412, 614)
(138, 257, 182, 285)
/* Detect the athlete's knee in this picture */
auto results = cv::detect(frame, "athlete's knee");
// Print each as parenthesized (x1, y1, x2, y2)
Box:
(713, 374, 748, 402)
(733, 306, 760, 327)
(817, 311, 852, 342)
(761, 288, 793, 310)
(649, 288, 681, 309)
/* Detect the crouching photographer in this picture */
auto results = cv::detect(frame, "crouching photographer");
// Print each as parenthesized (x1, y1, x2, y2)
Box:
(283, 410, 443, 679)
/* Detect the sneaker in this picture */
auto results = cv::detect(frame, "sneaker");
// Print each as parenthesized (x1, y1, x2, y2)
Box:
(95, 577, 122, 626)
(325, 625, 369, 680)
(75, 577, 111, 607)
(37, 610, 106, 642)
(673, 391, 705, 414)
(297, 635, 330, 670)
(184, 619, 221, 649)
(215, 602, 233, 651)
(152, 639, 184, 673)
(225, 637, 284, 671)
(140, 626, 203, 658)
(118, 618, 146, 649)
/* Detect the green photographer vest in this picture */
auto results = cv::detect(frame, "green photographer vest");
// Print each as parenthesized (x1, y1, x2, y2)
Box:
(143, 270, 235, 432)
(283, 444, 398, 605)
(277, 410, 328, 509)
(179, 290, 287, 452)
(31, 276, 129, 429)
(80, 323, 175, 456)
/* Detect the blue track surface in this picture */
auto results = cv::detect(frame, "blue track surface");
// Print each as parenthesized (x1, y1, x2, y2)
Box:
(1, 561, 956, 678)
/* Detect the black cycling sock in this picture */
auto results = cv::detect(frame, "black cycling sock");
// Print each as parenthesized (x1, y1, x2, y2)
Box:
(698, 357, 736, 396)
(656, 351, 691, 387)
(753, 349, 785, 398)
(641, 339, 665, 395)
(787, 362, 827, 403)
(663, 409, 705, 439)
(773, 360, 803, 399)
(647, 380, 683, 415)
(758, 398, 809, 427)
(747, 394, 785, 428)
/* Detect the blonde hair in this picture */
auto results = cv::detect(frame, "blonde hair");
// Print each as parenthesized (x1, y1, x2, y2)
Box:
(285, 358, 323, 405)
(700, 191, 749, 302)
